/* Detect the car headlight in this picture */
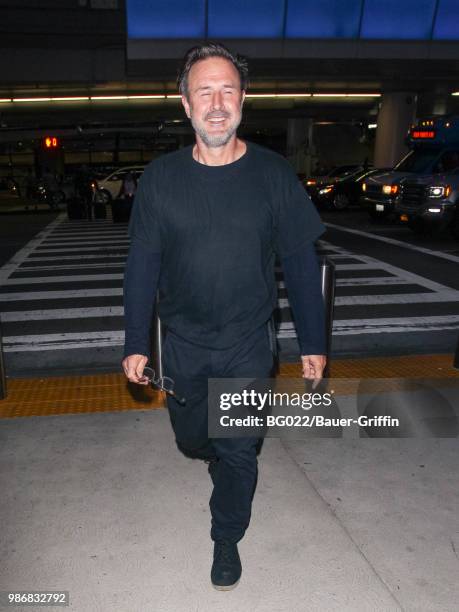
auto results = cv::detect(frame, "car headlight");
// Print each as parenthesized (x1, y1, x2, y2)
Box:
(319, 185, 334, 195)
(428, 185, 451, 198)
(382, 184, 398, 195)
(362, 183, 366, 192)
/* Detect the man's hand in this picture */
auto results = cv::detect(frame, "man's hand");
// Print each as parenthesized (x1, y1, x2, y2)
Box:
(301, 354, 327, 389)
(122, 354, 149, 385)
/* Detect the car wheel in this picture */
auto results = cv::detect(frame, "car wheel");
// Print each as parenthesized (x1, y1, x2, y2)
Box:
(332, 193, 350, 210)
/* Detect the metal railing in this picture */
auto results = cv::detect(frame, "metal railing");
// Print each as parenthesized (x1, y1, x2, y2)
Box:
(0, 317, 7, 400)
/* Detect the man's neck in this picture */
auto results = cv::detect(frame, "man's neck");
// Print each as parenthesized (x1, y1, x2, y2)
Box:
(193, 137, 247, 166)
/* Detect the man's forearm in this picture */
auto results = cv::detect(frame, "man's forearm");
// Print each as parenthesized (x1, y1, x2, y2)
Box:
(123, 239, 161, 359)
(281, 242, 326, 355)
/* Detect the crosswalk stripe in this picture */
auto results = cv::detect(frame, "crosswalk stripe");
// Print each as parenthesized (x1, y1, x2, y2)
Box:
(1, 307, 123, 322)
(3, 331, 125, 351)
(23, 254, 126, 262)
(42, 239, 130, 246)
(3, 274, 124, 285)
(32, 246, 129, 253)
(277, 291, 459, 308)
(277, 277, 409, 289)
(278, 315, 459, 337)
(14, 263, 125, 272)
(0, 288, 122, 301)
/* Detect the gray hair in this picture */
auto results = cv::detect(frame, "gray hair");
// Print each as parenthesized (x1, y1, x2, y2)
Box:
(177, 42, 249, 99)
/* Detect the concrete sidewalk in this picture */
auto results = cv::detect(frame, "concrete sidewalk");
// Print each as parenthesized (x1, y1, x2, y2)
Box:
(0, 410, 459, 612)
(0, 408, 404, 612)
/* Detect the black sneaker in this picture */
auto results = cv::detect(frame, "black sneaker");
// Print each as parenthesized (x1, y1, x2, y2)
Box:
(204, 457, 219, 486)
(211, 540, 242, 591)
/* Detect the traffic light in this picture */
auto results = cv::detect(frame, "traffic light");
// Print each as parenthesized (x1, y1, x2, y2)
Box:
(43, 136, 59, 149)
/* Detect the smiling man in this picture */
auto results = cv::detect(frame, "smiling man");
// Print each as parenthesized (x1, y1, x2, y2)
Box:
(122, 43, 326, 590)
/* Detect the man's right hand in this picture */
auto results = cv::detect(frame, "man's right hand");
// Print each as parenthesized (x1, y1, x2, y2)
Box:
(122, 354, 149, 385)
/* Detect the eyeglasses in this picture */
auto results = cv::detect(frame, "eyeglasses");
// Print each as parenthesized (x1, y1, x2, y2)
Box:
(141, 366, 186, 405)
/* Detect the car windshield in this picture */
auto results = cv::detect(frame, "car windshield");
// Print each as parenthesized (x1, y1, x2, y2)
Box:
(394, 149, 439, 173)
(328, 165, 361, 178)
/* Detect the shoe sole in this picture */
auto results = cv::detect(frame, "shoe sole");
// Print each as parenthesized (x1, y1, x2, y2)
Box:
(211, 578, 240, 591)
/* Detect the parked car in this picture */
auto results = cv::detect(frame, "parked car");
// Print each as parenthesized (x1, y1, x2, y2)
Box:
(97, 166, 145, 203)
(304, 165, 374, 210)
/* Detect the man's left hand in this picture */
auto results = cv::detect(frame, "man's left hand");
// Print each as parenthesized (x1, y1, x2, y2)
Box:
(301, 354, 327, 388)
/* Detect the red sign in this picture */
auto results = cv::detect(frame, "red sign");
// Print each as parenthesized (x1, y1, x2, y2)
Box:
(411, 130, 435, 139)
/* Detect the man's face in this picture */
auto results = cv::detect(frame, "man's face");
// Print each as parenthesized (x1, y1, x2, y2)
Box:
(181, 56, 245, 148)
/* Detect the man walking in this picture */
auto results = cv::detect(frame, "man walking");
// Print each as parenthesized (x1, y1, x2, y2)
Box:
(122, 43, 326, 590)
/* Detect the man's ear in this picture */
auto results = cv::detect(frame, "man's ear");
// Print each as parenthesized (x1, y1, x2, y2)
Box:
(181, 94, 191, 119)
(241, 90, 246, 107)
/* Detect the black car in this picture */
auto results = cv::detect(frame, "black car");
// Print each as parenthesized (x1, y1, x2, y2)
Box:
(304, 166, 380, 210)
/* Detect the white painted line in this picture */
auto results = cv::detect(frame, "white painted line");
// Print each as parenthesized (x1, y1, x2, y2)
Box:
(320, 239, 452, 292)
(43, 238, 130, 245)
(325, 222, 459, 264)
(1, 306, 124, 321)
(3, 330, 124, 352)
(278, 290, 459, 308)
(0, 212, 66, 284)
(0, 288, 122, 301)
(49, 227, 127, 232)
(277, 277, 408, 289)
(30, 246, 129, 253)
(36, 241, 129, 248)
(45, 237, 128, 243)
(333, 315, 459, 334)
(3, 273, 124, 285)
(334, 263, 384, 270)
(341, 254, 449, 292)
(22, 254, 126, 262)
(15, 263, 125, 272)
(277, 315, 459, 336)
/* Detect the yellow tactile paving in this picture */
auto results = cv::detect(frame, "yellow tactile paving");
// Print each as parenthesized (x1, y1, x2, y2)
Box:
(0, 354, 457, 419)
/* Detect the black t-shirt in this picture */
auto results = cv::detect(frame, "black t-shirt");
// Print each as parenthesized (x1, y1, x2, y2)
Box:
(128, 141, 325, 349)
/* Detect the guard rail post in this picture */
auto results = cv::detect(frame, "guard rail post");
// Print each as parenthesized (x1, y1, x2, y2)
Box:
(150, 292, 164, 381)
(0, 316, 7, 400)
(320, 257, 336, 378)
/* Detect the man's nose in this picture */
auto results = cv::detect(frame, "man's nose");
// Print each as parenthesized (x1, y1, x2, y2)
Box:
(210, 91, 224, 110)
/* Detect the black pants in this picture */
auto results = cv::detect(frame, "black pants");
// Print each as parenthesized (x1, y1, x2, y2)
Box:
(163, 322, 274, 544)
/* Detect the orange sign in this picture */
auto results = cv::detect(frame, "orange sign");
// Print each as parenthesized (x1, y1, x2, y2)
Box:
(44, 136, 59, 148)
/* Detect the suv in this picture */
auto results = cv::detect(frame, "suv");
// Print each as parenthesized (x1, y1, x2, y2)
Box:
(395, 152, 459, 238)
(361, 116, 459, 220)
(97, 166, 145, 202)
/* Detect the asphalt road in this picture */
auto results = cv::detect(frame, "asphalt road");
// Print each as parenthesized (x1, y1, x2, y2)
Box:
(0, 205, 458, 377)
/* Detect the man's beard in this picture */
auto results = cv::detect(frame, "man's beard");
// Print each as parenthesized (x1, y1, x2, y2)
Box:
(190, 108, 242, 148)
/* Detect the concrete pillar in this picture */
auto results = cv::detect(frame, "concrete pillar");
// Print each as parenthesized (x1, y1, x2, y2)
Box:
(286, 118, 315, 175)
(374, 92, 417, 168)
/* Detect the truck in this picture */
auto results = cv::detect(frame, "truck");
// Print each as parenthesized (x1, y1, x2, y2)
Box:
(361, 115, 459, 238)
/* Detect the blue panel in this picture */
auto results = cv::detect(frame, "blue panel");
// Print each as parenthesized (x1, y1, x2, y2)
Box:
(127, 0, 206, 39)
(286, 0, 362, 38)
(208, 0, 285, 38)
(361, 0, 437, 39)
(433, 0, 459, 40)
